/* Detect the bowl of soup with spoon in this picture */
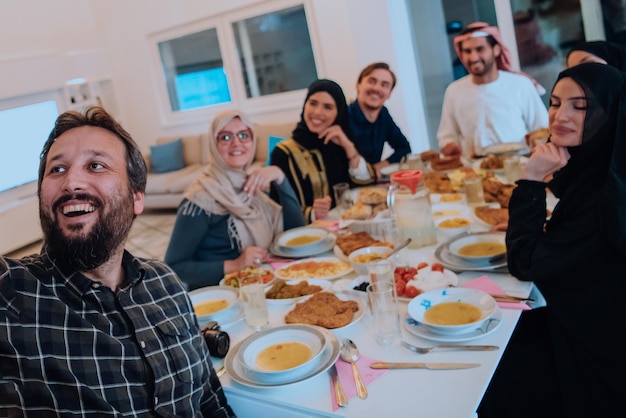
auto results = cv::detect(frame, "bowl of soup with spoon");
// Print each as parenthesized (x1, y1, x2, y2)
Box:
(408, 288, 497, 335)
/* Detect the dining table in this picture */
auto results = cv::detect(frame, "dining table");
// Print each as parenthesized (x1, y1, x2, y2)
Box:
(209, 181, 547, 418)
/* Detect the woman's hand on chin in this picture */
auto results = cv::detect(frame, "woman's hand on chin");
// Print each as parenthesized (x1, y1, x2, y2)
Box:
(523, 143, 569, 182)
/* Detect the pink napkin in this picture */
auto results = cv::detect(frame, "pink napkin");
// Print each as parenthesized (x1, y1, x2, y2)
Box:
(462, 275, 531, 310)
(329, 355, 388, 411)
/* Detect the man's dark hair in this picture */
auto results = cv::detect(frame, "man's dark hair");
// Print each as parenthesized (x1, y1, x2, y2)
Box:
(38, 106, 147, 196)
(357, 62, 397, 89)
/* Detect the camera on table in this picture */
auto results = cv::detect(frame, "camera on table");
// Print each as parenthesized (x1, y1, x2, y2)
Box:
(201, 321, 230, 358)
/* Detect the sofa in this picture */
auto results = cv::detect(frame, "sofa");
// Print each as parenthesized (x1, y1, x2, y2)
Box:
(143, 121, 296, 209)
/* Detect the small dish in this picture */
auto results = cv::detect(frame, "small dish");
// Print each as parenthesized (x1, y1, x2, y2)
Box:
(403, 306, 502, 342)
(274, 256, 353, 281)
(264, 279, 332, 306)
(188, 286, 241, 324)
(431, 203, 471, 221)
(348, 246, 393, 275)
(446, 232, 506, 264)
(276, 227, 329, 251)
(435, 216, 471, 237)
(407, 288, 497, 335)
(238, 325, 327, 384)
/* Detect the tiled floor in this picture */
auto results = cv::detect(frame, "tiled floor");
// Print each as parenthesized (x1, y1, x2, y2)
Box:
(5, 209, 178, 260)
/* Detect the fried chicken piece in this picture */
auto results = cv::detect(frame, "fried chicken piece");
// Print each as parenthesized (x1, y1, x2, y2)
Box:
(474, 205, 509, 226)
(335, 231, 392, 256)
(496, 184, 516, 208)
(285, 292, 359, 329)
(359, 188, 387, 205)
(480, 154, 504, 170)
(424, 172, 455, 193)
(266, 280, 323, 299)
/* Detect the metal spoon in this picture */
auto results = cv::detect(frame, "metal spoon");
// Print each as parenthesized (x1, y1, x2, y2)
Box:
(368, 238, 412, 262)
(340, 339, 368, 399)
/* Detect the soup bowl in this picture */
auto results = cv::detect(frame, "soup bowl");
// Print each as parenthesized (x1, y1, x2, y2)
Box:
(348, 245, 394, 275)
(435, 216, 472, 237)
(407, 288, 497, 335)
(276, 227, 329, 253)
(188, 286, 241, 325)
(238, 324, 326, 383)
(446, 232, 506, 264)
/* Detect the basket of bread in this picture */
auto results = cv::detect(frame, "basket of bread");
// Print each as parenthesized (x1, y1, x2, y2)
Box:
(339, 187, 394, 237)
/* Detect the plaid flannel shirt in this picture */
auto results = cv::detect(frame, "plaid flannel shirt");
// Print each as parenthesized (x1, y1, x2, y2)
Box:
(0, 250, 235, 417)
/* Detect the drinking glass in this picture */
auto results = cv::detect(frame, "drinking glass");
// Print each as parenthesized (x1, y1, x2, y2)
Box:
(367, 280, 402, 346)
(239, 280, 269, 331)
(463, 176, 485, 206)
(504, 156, 523, 184)
(333, 182, 352, 212)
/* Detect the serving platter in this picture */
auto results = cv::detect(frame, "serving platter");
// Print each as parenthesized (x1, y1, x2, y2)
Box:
(264, 279, 332, 306)
(273, 256, 353, 281)
(278, 292, 366, 333)
(403, 306, 502, 343)
(224, 326, 340, 388)
(482, 142, 527, 156)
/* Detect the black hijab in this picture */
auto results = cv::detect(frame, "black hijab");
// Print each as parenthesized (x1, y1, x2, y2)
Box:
(292, 79, 354, 148)
(567, 41, 626, 70)
(291, 79, 355, 187)
(547, 63, 626, 251)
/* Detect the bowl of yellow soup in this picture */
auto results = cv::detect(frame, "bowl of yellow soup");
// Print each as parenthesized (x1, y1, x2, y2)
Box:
(348, 245, 394, 275)
(188, 286, 241, 325)
(407, 288, 497, 335)
(238, 324, 327, 383)
(435, 216, 472, 237)
(276, 227, 329, 253)
(446, 232, 506, 264)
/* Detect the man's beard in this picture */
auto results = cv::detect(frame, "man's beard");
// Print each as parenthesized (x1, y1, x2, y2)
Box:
(467, 57, 495, 77)
(40, 191, 135, 274)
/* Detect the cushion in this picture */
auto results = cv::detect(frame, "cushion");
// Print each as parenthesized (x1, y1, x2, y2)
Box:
(150, 138, 185, 173)
(265, 135, 285, 165)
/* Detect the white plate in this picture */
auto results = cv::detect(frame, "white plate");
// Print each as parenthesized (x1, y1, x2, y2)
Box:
(405, 267, 459, 295)
(274, 256, 353, 281)
(270, 235, 336, 259)
(281, 292, 366, 333)
(446, 232, 507, 264)
(472, 158, 503, 174)
(430, 193, 466, 205)
(264, 279, 333, 306)
(224, 326, 340, 388)
(431, 203, 472, 221)
(434, 241, 508, 273)
(188, 286, 241, 324)
(482, 142, 526, 156)
(276, 227, 329, 252)
(407, 288, 497, 335)
(403, 306, 502, 342)
(218, 267, 277, 289)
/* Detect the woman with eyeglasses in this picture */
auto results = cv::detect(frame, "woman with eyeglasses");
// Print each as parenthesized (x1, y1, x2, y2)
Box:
(164, 109, 304, 290)
(270, 79, 376, 222)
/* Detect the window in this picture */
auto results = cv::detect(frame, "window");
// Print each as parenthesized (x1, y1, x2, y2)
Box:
(0, 100, 59, 194)
(150, 1, 319, 124)
(157, 28, 231, 112)
(233, 5, 317, 98)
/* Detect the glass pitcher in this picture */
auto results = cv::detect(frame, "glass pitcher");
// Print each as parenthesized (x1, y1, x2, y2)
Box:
(387, 170, 437, 249)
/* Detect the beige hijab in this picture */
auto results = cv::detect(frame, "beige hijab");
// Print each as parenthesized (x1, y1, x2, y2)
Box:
(184, 109, 283, 249)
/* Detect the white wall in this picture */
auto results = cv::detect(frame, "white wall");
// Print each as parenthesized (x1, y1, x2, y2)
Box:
(0, 0, 430, 253)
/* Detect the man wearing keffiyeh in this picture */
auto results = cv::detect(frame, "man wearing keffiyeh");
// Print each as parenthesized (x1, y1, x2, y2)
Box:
(437, 22, 548, 158)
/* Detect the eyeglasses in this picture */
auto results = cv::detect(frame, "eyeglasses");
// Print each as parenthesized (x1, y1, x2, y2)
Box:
(216, 131, 252, 143)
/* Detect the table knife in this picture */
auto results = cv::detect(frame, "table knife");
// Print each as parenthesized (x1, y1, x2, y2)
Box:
(370, 362, 480, 370)
(329, 364, 348, 407)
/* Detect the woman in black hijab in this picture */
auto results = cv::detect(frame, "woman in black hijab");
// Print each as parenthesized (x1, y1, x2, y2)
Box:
(478, 63, 626, 417)
(567, 40, 626, 70)
(270, 79, 375, 222)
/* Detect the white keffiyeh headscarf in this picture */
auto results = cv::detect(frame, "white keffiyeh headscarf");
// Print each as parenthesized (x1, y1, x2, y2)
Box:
(184, 109, 283, 249)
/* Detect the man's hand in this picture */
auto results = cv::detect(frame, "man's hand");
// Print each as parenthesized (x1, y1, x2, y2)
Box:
(441, 142, 461, 156)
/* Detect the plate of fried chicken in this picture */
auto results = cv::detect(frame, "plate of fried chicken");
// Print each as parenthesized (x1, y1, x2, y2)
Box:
(283, 291, 365, 332)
